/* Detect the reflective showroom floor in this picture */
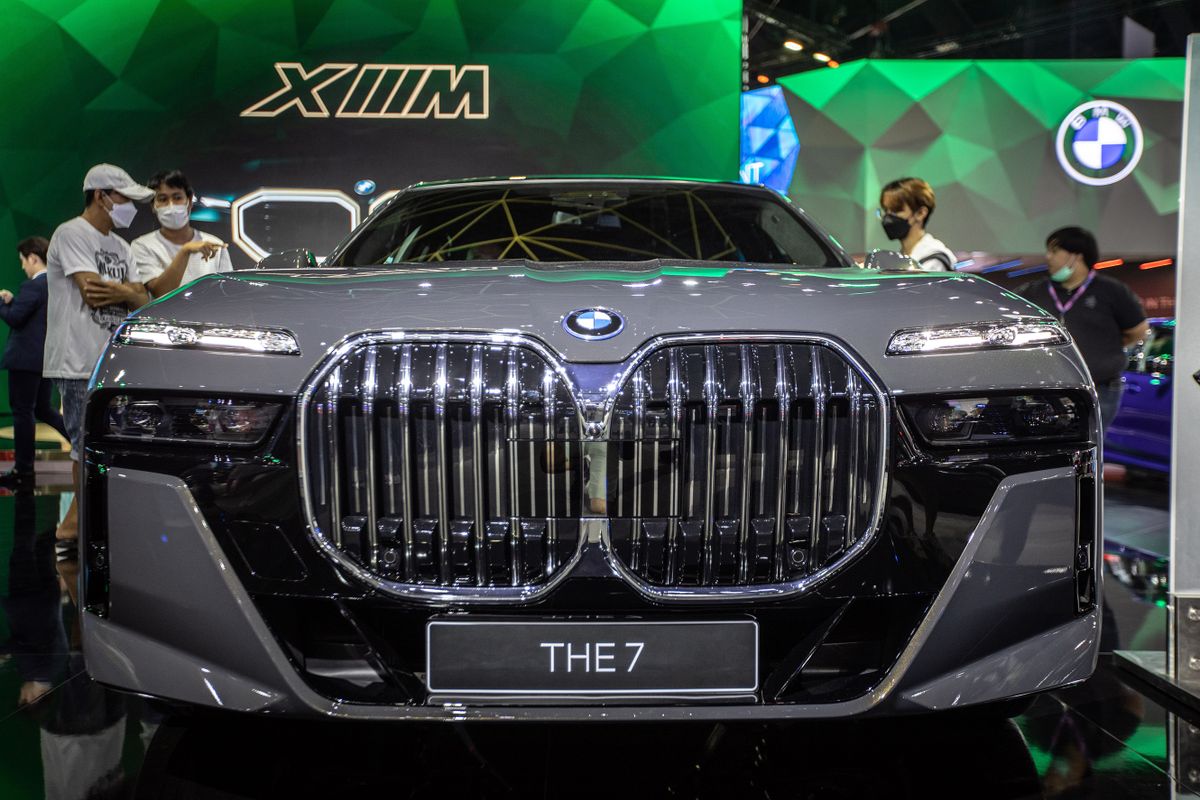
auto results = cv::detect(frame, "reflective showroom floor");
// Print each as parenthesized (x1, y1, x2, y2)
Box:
(0, 467, 1187, 799)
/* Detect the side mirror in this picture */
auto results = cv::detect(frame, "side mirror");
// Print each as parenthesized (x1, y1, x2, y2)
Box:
(1126, 340, 1146, 372)
(864, 249, 923, 272)
(256, 249, 317, 269)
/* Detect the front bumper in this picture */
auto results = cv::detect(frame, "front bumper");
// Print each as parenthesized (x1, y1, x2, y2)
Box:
(82, 453, 1100, 721)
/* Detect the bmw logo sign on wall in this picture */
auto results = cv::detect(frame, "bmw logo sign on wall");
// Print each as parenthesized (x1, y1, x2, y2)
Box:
(1055, 100, 1144, 187)
(563, 308, 624, 340)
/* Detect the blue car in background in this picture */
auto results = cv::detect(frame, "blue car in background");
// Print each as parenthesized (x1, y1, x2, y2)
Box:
(1106, 318, 1174, 473)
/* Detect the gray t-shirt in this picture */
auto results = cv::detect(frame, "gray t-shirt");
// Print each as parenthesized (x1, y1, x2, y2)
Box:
(44, 216, 135, 379)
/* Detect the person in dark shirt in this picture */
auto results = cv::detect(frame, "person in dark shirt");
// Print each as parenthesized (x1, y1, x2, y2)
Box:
(0, 238, 69, 487)
(1019, 226, 1149, 434)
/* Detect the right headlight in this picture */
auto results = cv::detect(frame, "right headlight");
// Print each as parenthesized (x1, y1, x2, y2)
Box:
(116, 319, 300, 355)
(902, 393, 1090, 446)
(104, 395, 282, 446)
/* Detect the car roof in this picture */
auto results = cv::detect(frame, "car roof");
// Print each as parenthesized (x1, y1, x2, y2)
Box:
(407, 175, 770, 192)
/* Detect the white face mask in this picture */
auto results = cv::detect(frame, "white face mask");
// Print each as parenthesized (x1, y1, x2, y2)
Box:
(155, 203, 190, 230)
(105, 196, 137, 229)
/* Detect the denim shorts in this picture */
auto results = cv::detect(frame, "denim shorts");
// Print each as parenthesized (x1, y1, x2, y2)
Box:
(53, 378, 88, 461)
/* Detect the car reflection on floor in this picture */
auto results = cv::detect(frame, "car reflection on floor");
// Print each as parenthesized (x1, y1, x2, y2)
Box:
(0, 483, 1187, 799)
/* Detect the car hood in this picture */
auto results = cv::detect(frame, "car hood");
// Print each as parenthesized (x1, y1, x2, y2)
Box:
(114, 261, 1090, 396)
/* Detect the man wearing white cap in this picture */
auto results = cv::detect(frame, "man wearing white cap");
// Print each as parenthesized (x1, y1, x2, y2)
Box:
(45, 163, 152, 540)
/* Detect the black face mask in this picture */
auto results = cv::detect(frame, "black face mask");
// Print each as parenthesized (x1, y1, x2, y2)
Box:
(880, 213, 911, 241)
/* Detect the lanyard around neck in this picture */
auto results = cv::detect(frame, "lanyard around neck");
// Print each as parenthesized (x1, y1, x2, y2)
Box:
(1048, 271, 1095, 316)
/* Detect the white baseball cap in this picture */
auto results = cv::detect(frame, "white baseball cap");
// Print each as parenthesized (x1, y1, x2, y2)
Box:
(82, 163, 153, 202)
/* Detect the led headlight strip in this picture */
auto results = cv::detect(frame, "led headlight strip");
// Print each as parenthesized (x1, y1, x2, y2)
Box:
(886, 320, 1069, 355)
(116, 320, 301, 355)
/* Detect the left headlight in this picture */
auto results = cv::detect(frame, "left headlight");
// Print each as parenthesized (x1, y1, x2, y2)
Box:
(104, 395, 282, 446)
(902, 393, 1089, 446)
(886, 320, 1069, 355)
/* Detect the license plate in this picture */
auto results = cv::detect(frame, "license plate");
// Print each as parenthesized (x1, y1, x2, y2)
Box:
(426, 619, 758, 695)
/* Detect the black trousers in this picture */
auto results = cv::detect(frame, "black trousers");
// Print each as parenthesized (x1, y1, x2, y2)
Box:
(8, 370, 68, 473)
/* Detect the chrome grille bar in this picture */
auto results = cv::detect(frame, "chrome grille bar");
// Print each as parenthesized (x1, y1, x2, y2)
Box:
(470, 345, 486, 585)
(434, 344, 451, 584)
(737, 344, 756, 584)
(505, 346, 522, 587)
(809, 347, 826, 568)
(667, 347, 684, 585)
(772, 345, 791, 582)
(328, 366, 342, 547)
(398, 344, 415, 581)
(846, 370, 861, 545)
(701, 345, 719, 584)
(544, 365, 558, 574)
(631, 366, 646, 570)
(362, 346, 379, 567)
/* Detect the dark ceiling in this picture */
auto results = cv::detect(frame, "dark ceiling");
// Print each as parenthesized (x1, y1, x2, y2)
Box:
(745, 0, 1198, 85)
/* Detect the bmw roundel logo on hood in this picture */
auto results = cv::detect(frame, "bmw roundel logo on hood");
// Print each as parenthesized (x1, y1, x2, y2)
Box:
(563, 308, 625, 340)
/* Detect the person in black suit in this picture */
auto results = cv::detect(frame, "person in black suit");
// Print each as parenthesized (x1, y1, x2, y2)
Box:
(0, 237, 69, 487)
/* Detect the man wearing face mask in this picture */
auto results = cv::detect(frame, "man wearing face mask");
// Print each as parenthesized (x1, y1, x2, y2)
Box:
(130, 169, 231, 298)
(1019, 226, 1149, 433)
(877, 177, 956, 272)
(45, 163, 152, 540)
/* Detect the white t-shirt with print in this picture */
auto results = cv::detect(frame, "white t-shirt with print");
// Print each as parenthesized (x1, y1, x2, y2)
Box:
(910, 232, 956, 272)
(44, 216, 136, 380)
(130, 229, 233, 292)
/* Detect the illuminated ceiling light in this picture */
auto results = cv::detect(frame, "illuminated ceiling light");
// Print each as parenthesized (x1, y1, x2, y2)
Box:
(1094, 258, 1124, 269)
(756, 74, 770, 84)
(783, 40, 804, 51)
(827, 59, 840, 68)
(1139, 258, 1173, 270)
(813, 52, 831, 63)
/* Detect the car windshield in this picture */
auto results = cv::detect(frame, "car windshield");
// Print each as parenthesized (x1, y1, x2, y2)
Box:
(331, 183, 844, 267)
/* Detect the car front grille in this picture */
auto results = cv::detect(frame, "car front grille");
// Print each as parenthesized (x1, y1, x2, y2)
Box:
(605, 343, 886, 591)
(299, 334, 887, 602)
(301, 340, 583, 589)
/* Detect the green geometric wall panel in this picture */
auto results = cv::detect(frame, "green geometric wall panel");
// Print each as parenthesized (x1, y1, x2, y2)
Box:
(0, 0, 742, 418)
(777, 58, 1185, 255)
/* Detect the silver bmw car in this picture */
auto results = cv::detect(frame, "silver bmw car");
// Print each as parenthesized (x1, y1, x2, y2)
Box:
(81, 177, 1100, 720)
